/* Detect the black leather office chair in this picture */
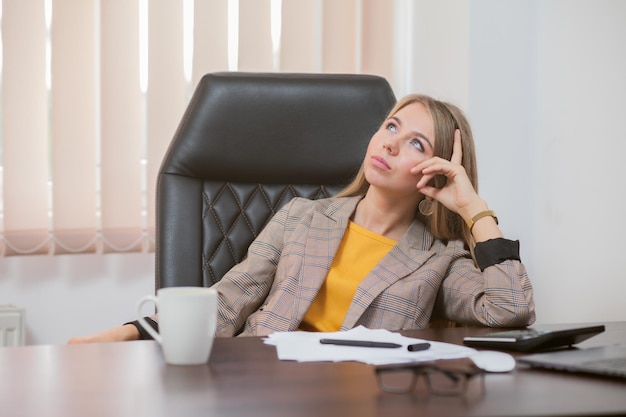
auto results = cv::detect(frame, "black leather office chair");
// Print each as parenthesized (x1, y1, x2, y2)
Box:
(155, 72, 396, 290)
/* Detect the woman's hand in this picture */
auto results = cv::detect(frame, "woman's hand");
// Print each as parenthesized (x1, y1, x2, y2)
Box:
(67, 324, 140, 344)
(411, 129, 502, 241)
(411, 129, 485, 220)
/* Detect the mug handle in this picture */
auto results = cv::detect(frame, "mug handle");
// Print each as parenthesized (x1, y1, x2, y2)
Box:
(137, 295, 162, 343)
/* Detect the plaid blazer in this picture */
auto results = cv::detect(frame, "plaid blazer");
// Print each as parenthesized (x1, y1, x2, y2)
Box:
(213, 196, 535, 337)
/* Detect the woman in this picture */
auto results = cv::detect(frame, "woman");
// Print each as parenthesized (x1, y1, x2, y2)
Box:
(69, 94, 534, 343)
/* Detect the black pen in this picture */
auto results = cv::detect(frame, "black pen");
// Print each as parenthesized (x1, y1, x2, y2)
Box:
(407, 342, 431, 352)
(319, 339, 402, 349)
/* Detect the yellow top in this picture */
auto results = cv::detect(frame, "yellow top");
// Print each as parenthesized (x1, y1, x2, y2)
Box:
(299, 221, 396, 332)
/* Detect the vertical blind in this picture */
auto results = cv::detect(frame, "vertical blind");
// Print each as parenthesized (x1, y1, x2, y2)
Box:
(0, 0, 394, 256)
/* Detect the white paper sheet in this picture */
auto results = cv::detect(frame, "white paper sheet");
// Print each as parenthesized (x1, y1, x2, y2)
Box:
(263, 326, 477, 365)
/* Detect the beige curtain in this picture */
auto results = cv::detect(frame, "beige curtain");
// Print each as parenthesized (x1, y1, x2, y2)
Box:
(0, 0, 393, 256)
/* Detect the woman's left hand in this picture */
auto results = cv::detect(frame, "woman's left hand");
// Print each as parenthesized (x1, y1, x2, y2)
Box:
(410, 129, 486, 220)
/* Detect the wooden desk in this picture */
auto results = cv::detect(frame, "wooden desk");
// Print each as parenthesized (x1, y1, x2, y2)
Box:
(1, 322, 625, 417)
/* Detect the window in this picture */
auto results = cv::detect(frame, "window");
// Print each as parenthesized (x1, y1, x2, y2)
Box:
(0, 0, 395, 256)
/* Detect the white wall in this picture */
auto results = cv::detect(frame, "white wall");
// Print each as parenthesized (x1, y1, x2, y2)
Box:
(531, 0, 626, 323)
(0, 253, 154, 345)
(466, 0, 626, 324)
(2, 0, 625, 346)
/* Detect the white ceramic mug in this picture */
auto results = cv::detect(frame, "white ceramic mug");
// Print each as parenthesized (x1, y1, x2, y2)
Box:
(137, 286, 217, 365)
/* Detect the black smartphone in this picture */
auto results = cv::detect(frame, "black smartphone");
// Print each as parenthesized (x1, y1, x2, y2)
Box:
(462, 325, 605, 352)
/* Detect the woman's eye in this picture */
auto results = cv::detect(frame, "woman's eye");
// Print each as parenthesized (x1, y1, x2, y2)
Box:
(410, 138, 424, 152)
(386, 123, 397, 133)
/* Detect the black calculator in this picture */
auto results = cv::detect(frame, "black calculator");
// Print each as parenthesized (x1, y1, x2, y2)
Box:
(462, 325, 605, 352)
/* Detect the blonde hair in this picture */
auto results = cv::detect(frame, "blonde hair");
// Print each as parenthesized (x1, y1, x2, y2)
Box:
(336, 94, 478, 248)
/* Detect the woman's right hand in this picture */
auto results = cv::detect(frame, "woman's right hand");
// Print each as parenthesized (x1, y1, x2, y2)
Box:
(67, 324, 140, 344)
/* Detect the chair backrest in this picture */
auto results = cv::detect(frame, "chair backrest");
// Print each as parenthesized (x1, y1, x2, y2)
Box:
(156, 72, 396, 290)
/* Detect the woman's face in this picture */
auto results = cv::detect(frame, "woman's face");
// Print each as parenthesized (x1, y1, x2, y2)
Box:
(364, 102, 435, 198)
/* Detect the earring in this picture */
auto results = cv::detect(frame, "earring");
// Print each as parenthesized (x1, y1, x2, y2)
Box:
(418, 198, 434, 216)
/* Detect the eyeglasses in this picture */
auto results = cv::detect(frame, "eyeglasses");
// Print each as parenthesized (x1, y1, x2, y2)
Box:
(375, 358, 485, 396)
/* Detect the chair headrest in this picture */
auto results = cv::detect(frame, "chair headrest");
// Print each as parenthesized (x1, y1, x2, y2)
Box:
(160, 72, 396, 185)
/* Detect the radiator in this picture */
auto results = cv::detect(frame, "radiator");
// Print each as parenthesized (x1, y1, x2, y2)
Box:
(0, 305, 25, 347)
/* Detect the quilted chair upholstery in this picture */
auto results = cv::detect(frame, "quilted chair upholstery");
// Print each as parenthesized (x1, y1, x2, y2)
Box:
(156, 72, 396, 290)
